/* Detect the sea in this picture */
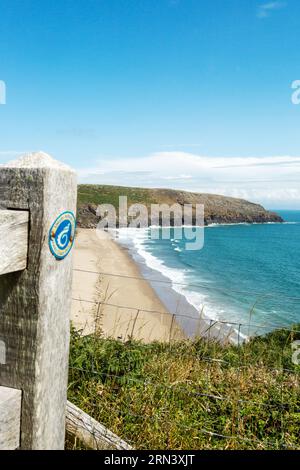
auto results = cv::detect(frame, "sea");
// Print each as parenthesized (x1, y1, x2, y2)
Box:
(116, 211, 300, 341)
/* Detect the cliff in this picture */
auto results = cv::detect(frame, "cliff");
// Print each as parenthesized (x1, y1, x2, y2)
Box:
(77, 185, 283, 228)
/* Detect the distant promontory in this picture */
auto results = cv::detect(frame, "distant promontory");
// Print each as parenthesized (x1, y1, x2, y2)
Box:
(77, 185, 283, 228)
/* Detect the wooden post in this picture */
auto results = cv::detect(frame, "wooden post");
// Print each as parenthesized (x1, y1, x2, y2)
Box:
(0, 386, 22, 450)
(0, 152, 77, 449)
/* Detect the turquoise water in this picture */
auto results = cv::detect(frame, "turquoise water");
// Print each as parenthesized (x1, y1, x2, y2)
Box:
(120, 211, 300, 337)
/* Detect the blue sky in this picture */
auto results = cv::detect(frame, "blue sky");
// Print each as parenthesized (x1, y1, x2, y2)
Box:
(0, 0, 300, 208)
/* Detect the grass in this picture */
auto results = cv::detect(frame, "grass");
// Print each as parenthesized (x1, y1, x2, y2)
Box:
(67, 325, 300, 450)
(78, 184, 156, 209)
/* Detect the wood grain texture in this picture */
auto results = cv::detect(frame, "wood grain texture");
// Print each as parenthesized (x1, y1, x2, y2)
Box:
(0, 386, 22, 450)
(66, 401, 132, 450)
(0, 152, 77, 449)
(0, 210, 29, 275)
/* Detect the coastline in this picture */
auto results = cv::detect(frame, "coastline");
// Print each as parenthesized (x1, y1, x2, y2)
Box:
(71, 228, 247, 344)
(116, 228, 244, 344)
(72, 228, 243, 344)
(72, 228, 185, 342)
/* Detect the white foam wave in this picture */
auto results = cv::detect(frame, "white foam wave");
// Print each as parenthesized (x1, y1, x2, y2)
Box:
(114, 227, 250, 342)
(116, 228, 220, 321)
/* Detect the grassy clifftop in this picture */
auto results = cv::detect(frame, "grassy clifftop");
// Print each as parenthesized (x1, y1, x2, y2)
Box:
(68, 325, 300, 450)
(77, 184, 283, 227)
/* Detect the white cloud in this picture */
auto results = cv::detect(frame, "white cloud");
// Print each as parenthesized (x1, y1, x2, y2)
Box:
(161, 174, 193, 180)
(257, 1, 287, 18)
(78, 152, 300, 209)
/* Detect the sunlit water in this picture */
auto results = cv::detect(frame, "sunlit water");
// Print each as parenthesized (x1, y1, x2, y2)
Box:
(116, 211, 300, 338)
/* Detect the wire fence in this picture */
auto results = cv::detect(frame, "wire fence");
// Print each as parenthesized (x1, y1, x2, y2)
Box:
(68, 268, 300, 450)
(73, 268, 300, 301)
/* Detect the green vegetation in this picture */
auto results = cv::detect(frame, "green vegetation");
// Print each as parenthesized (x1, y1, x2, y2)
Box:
(67, 326, 300, 450)
(77, 184, 283, 226)
(78, 184, 156, 208)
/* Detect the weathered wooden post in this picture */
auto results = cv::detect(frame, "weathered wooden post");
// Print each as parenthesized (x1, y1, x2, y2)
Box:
(0, 386, 22, 450)
(0, 152, 77, 449)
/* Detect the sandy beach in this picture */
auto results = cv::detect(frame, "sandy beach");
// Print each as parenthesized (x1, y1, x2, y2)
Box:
(72, 228, 184, 342)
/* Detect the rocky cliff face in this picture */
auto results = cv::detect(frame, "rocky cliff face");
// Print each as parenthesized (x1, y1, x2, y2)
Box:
(77, 185, 283, 228)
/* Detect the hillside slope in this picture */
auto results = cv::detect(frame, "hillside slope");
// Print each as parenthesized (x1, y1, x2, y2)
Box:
(68, 325, 300, 450)
(77, 184, 283, 227)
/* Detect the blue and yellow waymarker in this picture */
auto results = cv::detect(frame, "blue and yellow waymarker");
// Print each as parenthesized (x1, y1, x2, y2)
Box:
(49, 211, 76, 260)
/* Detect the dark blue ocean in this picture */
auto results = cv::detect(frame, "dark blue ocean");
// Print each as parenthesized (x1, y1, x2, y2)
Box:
(118, 211, 300, 338)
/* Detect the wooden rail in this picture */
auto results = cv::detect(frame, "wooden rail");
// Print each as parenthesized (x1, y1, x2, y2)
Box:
(66, 400, 132, 450)
(0, 210, 29, 275)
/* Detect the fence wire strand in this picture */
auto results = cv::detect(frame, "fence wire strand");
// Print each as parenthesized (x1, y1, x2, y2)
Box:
(69, 268, 300, 450)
